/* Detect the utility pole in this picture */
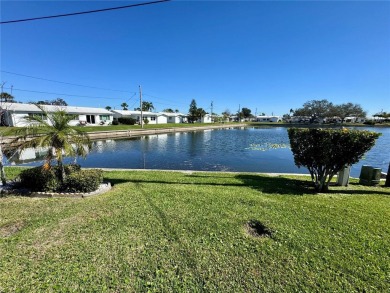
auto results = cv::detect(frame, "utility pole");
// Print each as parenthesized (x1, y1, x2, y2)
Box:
(10, 85, 13, 95)
(238, 104, 241, 122)
(139, 85, 143, 128)
(211, 101, 213, 122)
(0, 82, 5, 102)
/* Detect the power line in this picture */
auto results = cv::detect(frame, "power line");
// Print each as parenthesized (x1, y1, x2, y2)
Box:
(1, 70, 133, 93)
(0, 0, 171, 24)
(3, 87, 128, 100)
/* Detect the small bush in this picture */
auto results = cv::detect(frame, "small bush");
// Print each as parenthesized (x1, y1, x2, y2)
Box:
(363, 120, 375, 125)
(112, 120, 119, 125)
(63, 164, 81, 175)
(63, 169, 103, 193)
(143, 118, 149, 125)
(19, 164, 103, 193)
(118, 117, 136, 125)
(19, 166, 60, 192)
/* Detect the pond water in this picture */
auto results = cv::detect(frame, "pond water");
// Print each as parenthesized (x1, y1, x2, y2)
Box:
(6, 126, 390, 177)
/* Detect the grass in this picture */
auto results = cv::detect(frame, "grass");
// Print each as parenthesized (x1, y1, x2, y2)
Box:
(1, 168, 389, 292)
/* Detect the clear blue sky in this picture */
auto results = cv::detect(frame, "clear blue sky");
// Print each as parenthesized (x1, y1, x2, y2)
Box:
(1, 1, 389, 116)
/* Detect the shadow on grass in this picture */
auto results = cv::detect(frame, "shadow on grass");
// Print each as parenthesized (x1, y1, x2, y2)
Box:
(136, 182, 207, 289)
(105, 173, 390, 196)
(235, 174, 313, 195)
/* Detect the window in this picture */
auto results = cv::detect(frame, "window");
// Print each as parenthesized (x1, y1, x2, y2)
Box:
(67, 114, 78, 120)
(150, 116, 156, 121)
(28, 113, 47, 120)
(99, 115, 110, 121)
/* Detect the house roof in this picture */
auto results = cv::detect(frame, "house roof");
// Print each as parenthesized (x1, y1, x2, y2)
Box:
(111, 110, 158, 116)
(1, 103, 113, 115)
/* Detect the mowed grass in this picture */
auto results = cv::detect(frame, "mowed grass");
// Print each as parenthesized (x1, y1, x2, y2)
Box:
(1, 168, 389, 292)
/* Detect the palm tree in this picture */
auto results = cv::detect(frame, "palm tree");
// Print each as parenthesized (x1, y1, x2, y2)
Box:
(121, 103, 128, 110)
(12, 105, 91, 183)
(0, 92, 15, 103)
(142, 101, 154, 112)
(105, 106, 112, 111)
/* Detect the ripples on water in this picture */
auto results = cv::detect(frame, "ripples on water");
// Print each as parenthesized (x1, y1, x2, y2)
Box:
(6, 126, 389, 177)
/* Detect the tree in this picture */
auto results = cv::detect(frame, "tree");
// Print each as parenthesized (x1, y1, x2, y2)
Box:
(288, 128, 381, 192)
(12, 105, 91, 183)
(135, 101, 155, 112)
(241, 107, 252, 119)
(121, 102, 128, 110)
(162, 108, 174, 113)
(175, 109, 179, 113)
(188, 99, 198, 123)
(51, 98, 68, 106)
(0, 92, 15, 103)
(333, 103, 366, 123)
(105, 106, 112, 111)
(293, 99, 334, 119)
(196, 108, 207, 119)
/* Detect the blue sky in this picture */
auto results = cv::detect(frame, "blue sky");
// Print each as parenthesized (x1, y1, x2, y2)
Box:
(1, 1, 389, 116)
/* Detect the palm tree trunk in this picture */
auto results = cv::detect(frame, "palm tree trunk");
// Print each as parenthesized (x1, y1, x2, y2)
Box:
(0, 145, 6, 185)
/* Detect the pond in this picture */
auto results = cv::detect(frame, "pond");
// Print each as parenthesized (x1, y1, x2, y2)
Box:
(6, 126, 390, 178)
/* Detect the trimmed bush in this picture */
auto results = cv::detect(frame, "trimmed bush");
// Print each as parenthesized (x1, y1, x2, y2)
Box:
(118, 117, 136, 125)
(288, 128, 381, 192)
(19, 166, 60, 192)
(112, 120, 119, 125)
(19, 164, 103, 193)
(62, 169, 103, 193)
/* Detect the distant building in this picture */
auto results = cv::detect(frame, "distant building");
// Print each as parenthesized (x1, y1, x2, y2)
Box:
(0, 103, 113, 127)
(256, 115, 282, 122)
(111, 110, 187, 124)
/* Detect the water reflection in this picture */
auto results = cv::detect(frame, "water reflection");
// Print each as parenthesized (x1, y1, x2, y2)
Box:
(5, 127, 389, 177)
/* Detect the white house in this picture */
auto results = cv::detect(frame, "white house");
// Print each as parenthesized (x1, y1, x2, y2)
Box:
(111, 110, 187, 124)
(160, 112, 187, 124)
(111, 110, 160, 124)
(0, 103, 113, 127)
(256, 115, 282, 122)
(200, 114, 212, 123)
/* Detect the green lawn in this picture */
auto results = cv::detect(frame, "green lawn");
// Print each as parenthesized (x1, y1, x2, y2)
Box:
(1, 168, 389, 292)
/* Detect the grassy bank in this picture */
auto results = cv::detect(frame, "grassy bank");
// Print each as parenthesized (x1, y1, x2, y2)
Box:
(1, 168, 389, 292)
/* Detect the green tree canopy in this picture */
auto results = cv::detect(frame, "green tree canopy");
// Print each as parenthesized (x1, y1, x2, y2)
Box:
(121, 102, 128, 110)
(241, 107, 252, 118)
(0, 92, 15, 103)
(188, 99, 198, 123)
(288, 128, 380, 192)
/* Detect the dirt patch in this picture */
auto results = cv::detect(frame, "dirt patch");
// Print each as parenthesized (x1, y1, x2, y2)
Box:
(0, 220, 24, 238)
(246, 220, 272, 238)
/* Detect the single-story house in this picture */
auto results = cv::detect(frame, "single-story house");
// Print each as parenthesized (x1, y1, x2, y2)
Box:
(200, 114, 212, 123)
(111, 110, 188, 124)
(160, 112, 187, 124)
(0, 103, 113, 127)
(343, 116, 366, 123)
(111, 110, 162, 124)
(256, 116, 282, 123)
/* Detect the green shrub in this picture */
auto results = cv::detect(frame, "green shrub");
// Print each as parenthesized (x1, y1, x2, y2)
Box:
(118, 117, 136, 125)
(363, 120, 375, 125)
(63, 164, 81, 175)
(143, 118, 149, 125)
(112, 120, 119, 125)
(19, 166, 60, 192)
(19, 164, 102, 193)
(63, 169, 103, 193)
(288, 128, 381, 192)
